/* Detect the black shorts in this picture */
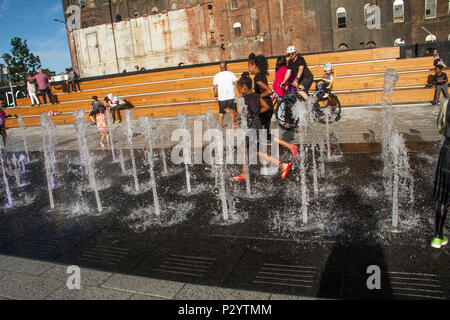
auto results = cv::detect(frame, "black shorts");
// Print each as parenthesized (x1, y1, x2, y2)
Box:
(299, 77, 313, 93)
(218, 99, 237, 114)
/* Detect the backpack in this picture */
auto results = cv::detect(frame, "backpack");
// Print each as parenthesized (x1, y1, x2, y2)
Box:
(437, 98, 449, 135)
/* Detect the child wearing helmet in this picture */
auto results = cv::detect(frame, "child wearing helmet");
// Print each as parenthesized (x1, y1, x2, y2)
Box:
(314, 63, 334, 101)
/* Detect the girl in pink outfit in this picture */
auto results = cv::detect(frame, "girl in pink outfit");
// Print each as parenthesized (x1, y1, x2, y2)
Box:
(272, 56, 294, 97)
(96, 105, 109, 147)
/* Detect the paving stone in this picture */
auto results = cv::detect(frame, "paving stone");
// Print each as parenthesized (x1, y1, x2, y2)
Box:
(40, 264, 114, 287)
(174, 284, 270, 300)
(129, 293, 168, 300)
(0, 256, 55, 276)
(46, 285, 133, 300)
(0, 273, 63, 300)
(101, 274, 185, 299)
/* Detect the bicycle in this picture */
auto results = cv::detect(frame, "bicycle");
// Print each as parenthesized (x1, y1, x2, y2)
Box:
(312, 79, 341, 123)
(273, 82, 342, 130)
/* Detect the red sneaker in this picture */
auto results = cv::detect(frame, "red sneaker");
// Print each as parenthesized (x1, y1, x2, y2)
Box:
(231, 175, 246, 182)
(281, 163, 291, 180)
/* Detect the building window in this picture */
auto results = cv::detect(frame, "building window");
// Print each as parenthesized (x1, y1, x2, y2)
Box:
(133, 11, 140, 17)
(336, 7, 347, 29)
(367, 41, 376, 48)
(425, 0, 437, 19)
(425, 34, 437, 42)
(338, 43, 348, 50)
(393, 0, 404, 23)
(88, 0, 95, 8)
(233, 22, 242, 37)
(186, 0, 193, 7)
(394, 38, 406, 46)
(171, 2, 178, 10)
(151, 7, 158, 14)
(231, 0, 238, 10)
(116, 15, 122, 22)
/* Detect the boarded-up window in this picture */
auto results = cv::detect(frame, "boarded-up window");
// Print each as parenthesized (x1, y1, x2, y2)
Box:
(337, 7, 347, 29)
(425, 0, 436, 19)
(231, 0, 238, 10)
(233, 22, 241, 37)
(393, 0, 404, 23)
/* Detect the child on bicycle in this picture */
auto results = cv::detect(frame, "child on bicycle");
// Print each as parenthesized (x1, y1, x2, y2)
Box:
(314, 63, 334, 102)
(230, 73, 292, 182)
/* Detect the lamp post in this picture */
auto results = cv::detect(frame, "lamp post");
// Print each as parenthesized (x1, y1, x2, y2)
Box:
(1, 53, 16, 108)
(54, 18, 82, 78)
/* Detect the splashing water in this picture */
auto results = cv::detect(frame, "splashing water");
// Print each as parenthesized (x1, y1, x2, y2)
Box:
(74, 110, 102, 213)
(235, 97, 251, 195)
(105, 108, 118, 163)
(18, 115, 30, 162)
(380, 69, 414, 230)
(178, 112, 192, 193)
(40, 113, 56, 209)
(124, 110, 140, 192)
(141, 116, 161, 216)
(0, 140, 13, 207)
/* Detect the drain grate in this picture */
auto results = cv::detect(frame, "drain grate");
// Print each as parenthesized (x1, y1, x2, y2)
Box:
(253, 263, 317, 288)
(78, 244, 131, 265)
(388, 271, 446, 300)
(155, 254, 215, 277)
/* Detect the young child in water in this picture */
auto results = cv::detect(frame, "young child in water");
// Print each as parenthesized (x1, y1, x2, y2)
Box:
(96, 105, 110, 147)
(230, 73, 292, 181)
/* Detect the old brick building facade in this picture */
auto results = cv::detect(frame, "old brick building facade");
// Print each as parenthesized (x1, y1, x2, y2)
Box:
(62, 0, 449, 77)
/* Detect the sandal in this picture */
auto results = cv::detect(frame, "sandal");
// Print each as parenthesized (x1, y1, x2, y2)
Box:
(231, 175, 246, 182)
(281, 163, 291, 180)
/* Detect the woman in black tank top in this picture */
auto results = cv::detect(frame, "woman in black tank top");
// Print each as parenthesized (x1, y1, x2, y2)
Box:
(248, 53, 273, 133)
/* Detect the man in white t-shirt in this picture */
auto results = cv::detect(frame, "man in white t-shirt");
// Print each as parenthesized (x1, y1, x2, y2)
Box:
(213, 61, 238, 128)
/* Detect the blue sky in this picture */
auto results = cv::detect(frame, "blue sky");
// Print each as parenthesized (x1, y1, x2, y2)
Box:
(0, 0, 70, 74)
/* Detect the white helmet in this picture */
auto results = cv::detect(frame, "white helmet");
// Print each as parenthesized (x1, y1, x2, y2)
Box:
(286, 46, 297, 54)
(324, 63, 332, 71)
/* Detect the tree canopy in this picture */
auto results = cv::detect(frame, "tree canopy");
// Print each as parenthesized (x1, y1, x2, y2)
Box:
(5, 37, 41, 85)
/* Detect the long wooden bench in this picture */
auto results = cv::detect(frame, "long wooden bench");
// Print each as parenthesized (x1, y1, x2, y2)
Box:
(7, 46, 435, 128)
(44, 47, 400, 95)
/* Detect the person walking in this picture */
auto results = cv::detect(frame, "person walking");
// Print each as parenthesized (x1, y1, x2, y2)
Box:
(213, 61, 239, 128)
(26, 75, 40, 106)
(432, 98, 450, 248)
(32, 68, 54, 105)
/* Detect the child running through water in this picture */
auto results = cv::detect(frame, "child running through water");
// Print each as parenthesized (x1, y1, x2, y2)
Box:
(96, 105, 110, 147)
(230, 73, 293, 182)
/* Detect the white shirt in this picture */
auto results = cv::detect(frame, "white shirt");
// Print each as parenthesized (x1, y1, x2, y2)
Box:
(213, 71, 237, 101)
(27, 81, 36, 93)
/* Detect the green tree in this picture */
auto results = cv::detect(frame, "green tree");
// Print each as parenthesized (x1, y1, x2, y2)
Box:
(5, 37, 41, 85)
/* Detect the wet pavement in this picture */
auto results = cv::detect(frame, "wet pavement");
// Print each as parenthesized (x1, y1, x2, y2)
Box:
(0, 103, 449, 300)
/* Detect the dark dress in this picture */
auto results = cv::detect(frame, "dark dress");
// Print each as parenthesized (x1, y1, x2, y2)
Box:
(254, 72, 273, 134)
(433, 101, 450, 205)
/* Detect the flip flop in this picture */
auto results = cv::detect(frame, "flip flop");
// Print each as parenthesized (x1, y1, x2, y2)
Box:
(290, 145, 299, 161)
(231, 175, 246, 182)
(281, 163, 291, 180)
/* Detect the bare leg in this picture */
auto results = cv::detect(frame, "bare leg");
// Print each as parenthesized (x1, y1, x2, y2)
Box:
(273, 136, 294, 150)
(219, 113, 225, 127)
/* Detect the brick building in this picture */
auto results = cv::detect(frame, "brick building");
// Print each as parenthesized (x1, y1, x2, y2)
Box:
(62, 0, 449, 77)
